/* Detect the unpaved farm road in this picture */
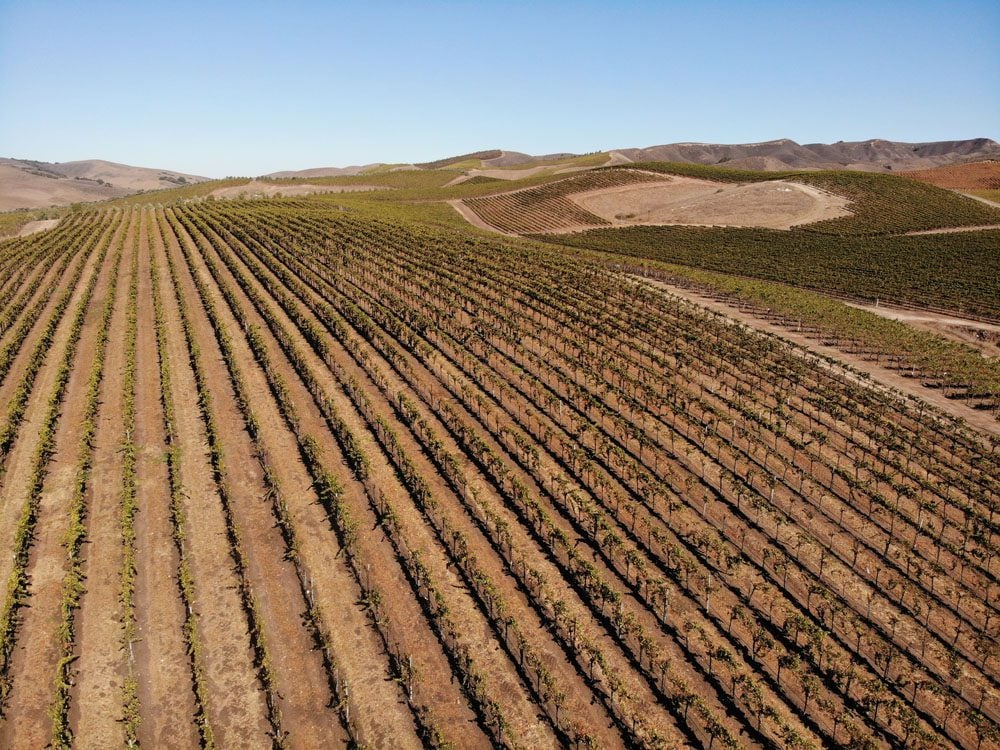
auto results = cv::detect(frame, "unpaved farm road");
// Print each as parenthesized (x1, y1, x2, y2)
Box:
(904, 223, 1000, 235)
(16, 219, 59, 237)
(447, 199, 516, 235)
(843, 300, 1000, 357)
(631, 276, 999, 437)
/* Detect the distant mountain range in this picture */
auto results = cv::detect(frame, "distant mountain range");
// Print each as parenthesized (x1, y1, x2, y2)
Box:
(265, 138, 1000, 179)
(613, 138, 1000, 172)
(0, 158, 208, 211)
(3, 139, 997, 212)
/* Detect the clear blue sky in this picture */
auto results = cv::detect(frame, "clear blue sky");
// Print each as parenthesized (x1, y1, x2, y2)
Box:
(1, 0, 997, 177)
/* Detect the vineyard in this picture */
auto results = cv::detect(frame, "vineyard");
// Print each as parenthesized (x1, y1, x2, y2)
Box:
(463, 169, 666, 233)
(0, 199, 995, 749)
(543, 225, 1000, 320)
(460, 163, 1000, 240)
(901, 162, 1000, 191)
(598, 164, 1000, 236)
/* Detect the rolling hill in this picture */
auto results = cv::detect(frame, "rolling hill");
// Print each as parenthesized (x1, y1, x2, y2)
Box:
(0, 158, 208, 210)
(616, 137, 1000, 172)
(260, 138, 1000, 185)
(901, 160, 1000, 189)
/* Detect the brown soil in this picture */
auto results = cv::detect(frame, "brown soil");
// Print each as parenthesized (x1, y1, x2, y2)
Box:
(901, 160, 1000, 189)
(1, 200, 990, 748)
(168, 212, 424, 749)
(16, 219, 59, 237)
(156, 220, 273, 749)
(570, 177, 851, 230)
(0, 211, 127, 747)
(68, 216, 134, 747)
(160, 214, 346, 748)
(203, 218, 569, 747)
(269, 238, 705, 746)
(904, 223, 1000, 235)
(131, 216, 200, 748)
(194, 219, 493, 747)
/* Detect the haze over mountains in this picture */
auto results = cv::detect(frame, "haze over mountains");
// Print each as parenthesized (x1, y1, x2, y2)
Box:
(2, 138, 997, 211)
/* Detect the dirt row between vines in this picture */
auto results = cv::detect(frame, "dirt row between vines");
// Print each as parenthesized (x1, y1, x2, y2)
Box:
(0, 211, 128, 745)
(230, 233, 630, 746)
(130, 212, 201, 748)
(182, 215, 504, 748)
(166, 209, 427, 749)
(174, 208, 555, 748)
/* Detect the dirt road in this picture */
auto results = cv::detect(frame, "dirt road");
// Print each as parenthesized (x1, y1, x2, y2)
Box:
(631, 276, 999, 437)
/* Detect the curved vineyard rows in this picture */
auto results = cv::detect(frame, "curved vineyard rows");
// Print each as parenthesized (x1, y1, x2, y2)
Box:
(461, 163, 1000, 237)
(463, 169, 666, 234)
(0, 201, 994, 749)
(606, 163, 1000, 236)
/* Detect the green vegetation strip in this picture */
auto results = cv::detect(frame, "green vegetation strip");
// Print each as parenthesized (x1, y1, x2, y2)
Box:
(0, 215, 114, 706)
(607, 162, 1000, 235)
(149, 250, 215, 749)
(50, 210, 126, 746)
(540, 224, 1000, 321)
(119, 230, 141, 744)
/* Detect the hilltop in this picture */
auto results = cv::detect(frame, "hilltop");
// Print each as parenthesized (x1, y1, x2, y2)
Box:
(0, 158, 208, 210)
(5, 139, 996, 212)
(266, 137, 1000, 180)
(617, 137, 1000, 172)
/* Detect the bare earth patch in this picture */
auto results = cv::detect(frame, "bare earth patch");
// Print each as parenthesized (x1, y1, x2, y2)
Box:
(570, 176, 851, 230)
(904, 223, 1000, 236)
(17, 219, 60, 237)
(208, 180, 384, 199)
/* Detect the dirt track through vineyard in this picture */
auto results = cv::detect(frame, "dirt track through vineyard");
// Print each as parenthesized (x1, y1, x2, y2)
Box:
(634, 276, 1000, 437)
(0, 203, 994, 750)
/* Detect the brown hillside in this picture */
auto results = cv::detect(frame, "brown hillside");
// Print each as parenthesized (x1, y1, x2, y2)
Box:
(901, 160, 1000, 189)
(0, 158, 208, 210)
